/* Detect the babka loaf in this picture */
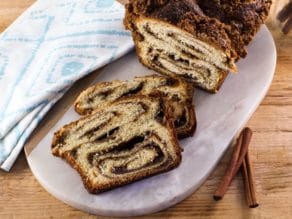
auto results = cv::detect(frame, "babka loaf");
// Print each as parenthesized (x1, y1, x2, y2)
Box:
(74, 75, 196, 138)
(52, 96, 181, 193)
(124, 0, 271, 92)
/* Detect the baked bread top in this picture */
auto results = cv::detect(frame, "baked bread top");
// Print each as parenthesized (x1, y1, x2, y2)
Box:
(123, 0, 271, 92)
(125, 0, 271, 62)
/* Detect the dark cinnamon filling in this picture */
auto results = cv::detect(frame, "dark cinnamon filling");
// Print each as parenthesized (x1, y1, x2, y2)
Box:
(155, 110, 165, 123)
(168, 54, 190, 66)
(137, 101, 150, 112)
(111, 144, 164, 175)
(173, 37, 203, 54)
(79, 121, 108, 139)
(87, 135, 146, 165)
(149, 50, 192, 71)
(111, 135, 146, 154)
(153, 56, 192, 71)
(93, 141, 166, 178)
(181, 49, 200, 59)
(120, 82, 144, 98)
(146, 43, 215, 79)
(140, 24, 221, 76)
(170, 94, 181, 102)
(151, 53, 212, 80)
(155, 100, 166, 124)
(93, 127, 120, 142)
(143, 24, 162, 41)
(151, 56, 196, 83)
(54, 131, 68, 147)
(181, 73, 197, 81)
(142, 24, 204, 57)
(165, 77, 178, 86)
(69, 147, 78, 159)
(192, 65, 211, 77)
(88, 89, 113, 103)
(86, 133, 170, 177)
(174, 109, 187, 128)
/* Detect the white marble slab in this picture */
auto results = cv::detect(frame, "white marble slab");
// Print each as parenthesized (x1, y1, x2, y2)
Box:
(25, 26, 276, 217)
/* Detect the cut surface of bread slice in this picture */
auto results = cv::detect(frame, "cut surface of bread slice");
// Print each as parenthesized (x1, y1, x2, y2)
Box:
(124, 0, 271, 92)
(52, 96, 181, 194)
(131, 18, 231, 92)
(74, 75, 196, 138)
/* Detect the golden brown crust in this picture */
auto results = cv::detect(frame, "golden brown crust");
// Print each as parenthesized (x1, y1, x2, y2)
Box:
(52, 96, 182, 194)
(125, 0, 271, 60)
(81, 117, 182, 194)
(201, 70, 229, 93)
(124, 0, 271, 92)
(74, 75, 196, 138)
(63, 145, 180, 194)
(74, 81, 115, 115)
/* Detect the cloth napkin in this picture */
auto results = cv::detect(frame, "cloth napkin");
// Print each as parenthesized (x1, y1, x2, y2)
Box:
(0, 0, 134, 171)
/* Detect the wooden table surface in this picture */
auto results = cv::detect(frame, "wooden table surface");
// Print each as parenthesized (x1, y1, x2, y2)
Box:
(0, 0, 291, 218)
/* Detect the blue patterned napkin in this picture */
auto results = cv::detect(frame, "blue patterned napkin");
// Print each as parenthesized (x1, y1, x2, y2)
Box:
(0, 0, 134, 171)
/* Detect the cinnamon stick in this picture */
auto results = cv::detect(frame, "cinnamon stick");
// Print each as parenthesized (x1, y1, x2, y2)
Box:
(213, 127, 253, 200)
(242, 151, 259, 208)
(277, 1, 292, 22)
(277, 1, 292, 34)
(213, 133, 243, 200)
(283, 17, 292, 35)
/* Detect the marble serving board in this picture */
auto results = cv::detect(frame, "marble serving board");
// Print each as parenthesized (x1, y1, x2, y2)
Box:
(25, 26, 276, 217)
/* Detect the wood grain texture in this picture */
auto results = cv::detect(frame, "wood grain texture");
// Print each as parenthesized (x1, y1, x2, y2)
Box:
(0, 0, 292, 218)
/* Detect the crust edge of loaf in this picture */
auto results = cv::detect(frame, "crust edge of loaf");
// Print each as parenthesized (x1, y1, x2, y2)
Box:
(73, 75, 197, 138)
(124, 3, 238, 68)
(52, 96, 182, 194)
(124, 13, 231, 92)
(124, 0, 271, 93)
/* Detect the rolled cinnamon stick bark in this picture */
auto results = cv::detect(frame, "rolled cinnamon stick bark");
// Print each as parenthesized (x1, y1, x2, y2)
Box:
(242, 151, 259, 208)
(213, 127, 252, 200)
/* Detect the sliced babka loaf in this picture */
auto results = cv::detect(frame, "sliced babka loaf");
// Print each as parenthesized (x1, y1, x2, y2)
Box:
(74, 75, 196, 138)
(124, 0, 271, 92)
(52, 96, 181, 194)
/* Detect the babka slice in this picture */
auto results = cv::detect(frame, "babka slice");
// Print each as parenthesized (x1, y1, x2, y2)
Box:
(74, 75, 196, 138)
(52, 96, 181, 194)
(124, 0, 271, 92)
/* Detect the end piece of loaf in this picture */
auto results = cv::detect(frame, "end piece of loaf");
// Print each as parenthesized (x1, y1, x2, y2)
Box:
(52, 96, 181, 194)
(124, 0, 271, 92)
(74, 75, 196, 138)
